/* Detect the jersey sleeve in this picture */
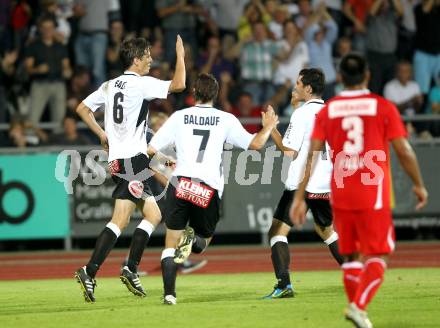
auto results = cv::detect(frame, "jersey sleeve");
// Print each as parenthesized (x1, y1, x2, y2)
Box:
(384, 100, 407, 140)
(149, 113, 177, 151)
(225, 114, 255, 149)
(311, 107, 327, 141)
(141, 76, 171, 100)
(83, 83, 106, 112)
(282, 109, 306, 151)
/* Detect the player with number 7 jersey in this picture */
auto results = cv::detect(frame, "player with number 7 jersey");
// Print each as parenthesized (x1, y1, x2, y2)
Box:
(148, 73, 279, 305)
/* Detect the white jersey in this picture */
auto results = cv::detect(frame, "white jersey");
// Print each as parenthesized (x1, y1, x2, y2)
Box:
(150, 105, 255, 197)
(83, 71, 171, 162)
(282, 99, 332, 193)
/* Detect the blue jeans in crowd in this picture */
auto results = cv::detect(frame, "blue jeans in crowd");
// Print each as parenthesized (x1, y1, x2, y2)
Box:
(75, 32, 108, 87)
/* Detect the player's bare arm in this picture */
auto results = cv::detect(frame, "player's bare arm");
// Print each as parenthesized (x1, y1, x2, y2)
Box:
(289, 138, 324, 226)
(76, 102, 108, 152)
(266, 105, 298, 159)
(391, 137, 428, 210)
(168, 35, 186, 93)
(248, 110, 279, 150)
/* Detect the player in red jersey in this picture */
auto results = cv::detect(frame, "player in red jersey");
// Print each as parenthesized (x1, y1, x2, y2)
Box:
(290, 53, 428, 328)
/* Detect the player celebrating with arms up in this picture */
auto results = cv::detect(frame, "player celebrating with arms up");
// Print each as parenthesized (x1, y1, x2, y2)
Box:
(148, 73, 279, 305)
(74, 36, 186, 303)
(291, 54, 428, 328)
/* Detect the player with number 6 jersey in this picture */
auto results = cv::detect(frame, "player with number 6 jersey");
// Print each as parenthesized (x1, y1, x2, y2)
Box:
(291, 54, 428, 328)
(148, 73, 279, 305)
(74, 36, 186, 303)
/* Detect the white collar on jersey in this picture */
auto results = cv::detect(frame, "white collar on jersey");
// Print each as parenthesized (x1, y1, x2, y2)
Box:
(195, 103, 213, 108)
(304, 98, 324, 105)
(339, 89, 370, 97)
(123, 70, 140, 77)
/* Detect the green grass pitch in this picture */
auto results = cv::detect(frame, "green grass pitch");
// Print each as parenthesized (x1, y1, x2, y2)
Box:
(1, 268, 439, 328)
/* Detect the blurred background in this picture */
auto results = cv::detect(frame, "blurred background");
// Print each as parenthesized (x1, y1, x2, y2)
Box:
(0, 0, 439, 251)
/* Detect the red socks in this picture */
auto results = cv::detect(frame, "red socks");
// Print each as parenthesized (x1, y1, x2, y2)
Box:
(342, 261, 363, 302)
(353, 258, 386, 310)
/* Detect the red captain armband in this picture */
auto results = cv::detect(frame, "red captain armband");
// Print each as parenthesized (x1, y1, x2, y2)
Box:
(306, 192, 330, 200)
(175, 177, 215, 208)
(108, 159, 120, 176)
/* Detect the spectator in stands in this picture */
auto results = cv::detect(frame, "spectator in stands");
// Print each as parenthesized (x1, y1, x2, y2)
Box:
(293, 0, 314, 30)
(334, 36, 352, 69)
(384, 61, 423, 116)
(6, 115, 49, 148)
(366, 0, 403, 95)
(67, 66, 92, 117)
(239, 21, 282, 104)
(304, 3, 338, 100)
(73, 0, 119, 86)
(413, 0, 440, 98)
(427, 73, 440, 136)
(312, 0, 344, 29)
(155, 0, 203, 65)
(273, 20, 309, 89)
(384, 60, 428, 137)
(197, 35, 235, 82)
(0, 0, 11, 50)
(334, 36, 352, 94)
(50, 114, 92, 145)
(0, 50, 17, 124)
(397, 0, 418, 60)
(38, 0, 71, 44)
(238, 0, 272, 41)
(343, 0, 373, 53)
(25, 15, 72, 130)
(230, 92, 263, 134)
(268, 5, 291, 40)
(106, 20, 125, 79)
(11, 0, 32, 49)
(207, 0, 248, 40)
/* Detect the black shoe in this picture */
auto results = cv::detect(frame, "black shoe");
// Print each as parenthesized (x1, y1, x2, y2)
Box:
(75, 266, 97, 303)
(120, 266, 146, 297)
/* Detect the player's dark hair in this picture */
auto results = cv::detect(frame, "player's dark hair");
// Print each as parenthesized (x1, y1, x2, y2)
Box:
(299, 68, 325, 96)
(339, 53, 368, 87)
(194, 73, 219, 103)
(120, 38, 150, 70)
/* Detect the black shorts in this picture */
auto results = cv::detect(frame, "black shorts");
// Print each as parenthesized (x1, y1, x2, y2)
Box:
(109, 153, 153, 204)
(164, 176, 220, 238)
(273, 189, 333, 228)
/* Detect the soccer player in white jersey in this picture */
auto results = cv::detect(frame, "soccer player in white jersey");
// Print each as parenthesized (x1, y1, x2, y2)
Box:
(263, 68, 344, 299)
(74, 36, 186, 303)
(148, 73, 279, 305)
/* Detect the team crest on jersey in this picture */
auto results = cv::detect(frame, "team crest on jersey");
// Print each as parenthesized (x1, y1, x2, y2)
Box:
(128, 180, 144, 199)
(175, 177, 214, 208)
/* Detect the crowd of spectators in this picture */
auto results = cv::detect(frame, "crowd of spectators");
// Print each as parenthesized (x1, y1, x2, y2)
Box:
(0, 0, 440, 148)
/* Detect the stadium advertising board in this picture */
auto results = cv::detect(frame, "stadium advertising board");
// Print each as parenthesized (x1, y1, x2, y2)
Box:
(0, 154, 69, 240)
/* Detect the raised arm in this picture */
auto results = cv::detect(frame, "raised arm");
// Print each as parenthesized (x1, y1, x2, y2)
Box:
(266, 105, 298, 158)
(169, 35, 186, 93)
(248, 110, 279, 150)
(391, 137, 428, 209)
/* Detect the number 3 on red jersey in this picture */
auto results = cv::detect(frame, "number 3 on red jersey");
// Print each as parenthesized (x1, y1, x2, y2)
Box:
(342, 116, 364, 155)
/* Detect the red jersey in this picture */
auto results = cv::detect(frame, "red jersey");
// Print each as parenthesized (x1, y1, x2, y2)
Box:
(312, 90, 407, 210)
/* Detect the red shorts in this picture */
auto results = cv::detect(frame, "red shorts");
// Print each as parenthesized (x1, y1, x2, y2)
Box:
(333, 207, 395, 256)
